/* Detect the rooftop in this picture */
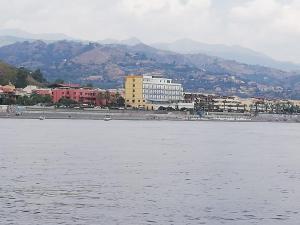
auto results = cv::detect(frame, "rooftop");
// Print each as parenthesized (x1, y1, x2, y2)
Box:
(48, 83, 81, 89)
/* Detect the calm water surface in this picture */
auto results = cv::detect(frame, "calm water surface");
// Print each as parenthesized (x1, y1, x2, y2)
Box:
(0, 119, 300, 225)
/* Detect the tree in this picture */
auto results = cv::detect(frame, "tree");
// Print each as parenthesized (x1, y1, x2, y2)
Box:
(84, 83, 94, 88)
(32, 69, 47, 83)
(16, 95, 31, 106)
(104, 91, 111, 103)
(0, 96, 16, 105)
(14, 68, 29, 88)
(115, 96, 125, 107)
(96, 92, 106, 106)
(16, 94, 52, 106)
(57, 97, 78, 107)
(54, 79, 65, 84)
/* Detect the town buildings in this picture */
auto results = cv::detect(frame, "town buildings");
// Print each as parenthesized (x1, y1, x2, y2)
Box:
(1, 75, 300, 113)
(0, 83, 16, 104)
(0, 83, 15, 94)
(184, 92, 300, 114)
(125, 74, 186, 110)
(0, 83, 124, 107)
(47, 84, 123, 106)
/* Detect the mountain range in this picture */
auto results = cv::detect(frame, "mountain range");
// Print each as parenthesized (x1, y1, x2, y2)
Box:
(0, 39, 300, 99)
(1, 29, 300, 72)
(0, 29, 73, 42)
(152, 39, 300, 72)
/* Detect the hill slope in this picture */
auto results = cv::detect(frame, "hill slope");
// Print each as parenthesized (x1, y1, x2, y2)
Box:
(0, 61, 46, 88)
(0, 40, 300, 99)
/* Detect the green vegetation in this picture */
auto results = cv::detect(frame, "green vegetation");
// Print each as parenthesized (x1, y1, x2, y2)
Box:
(54, 79, 65, 84)
(0, 61, 47, 87)
(96, 91, 125, 108)
(0, 93, 52, 106)
(31, 69, 47, 83)
(56, 97, 78, 108)
(16, 94, 52, 106)
(0, 61, 17, 85)
(84, 83, 93, 88)
(250, 101, 300, 114)
(0, 96, 16, 105)
(114, 95, 125, 108)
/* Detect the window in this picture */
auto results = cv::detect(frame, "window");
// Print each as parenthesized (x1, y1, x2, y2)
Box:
(133, 95, 135, 98)
(133, 89, 135, 92)
(133, 84, 135, 87)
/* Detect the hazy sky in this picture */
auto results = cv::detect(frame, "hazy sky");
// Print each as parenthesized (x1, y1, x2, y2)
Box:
(0, 0, 300, 63)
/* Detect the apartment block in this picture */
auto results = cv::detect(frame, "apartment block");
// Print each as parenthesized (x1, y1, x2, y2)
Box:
(125, 74, 184, 109)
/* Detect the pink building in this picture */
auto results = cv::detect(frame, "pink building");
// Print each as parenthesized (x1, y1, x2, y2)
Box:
(52, 88, 100, 105)
(31, 84, 122, 106)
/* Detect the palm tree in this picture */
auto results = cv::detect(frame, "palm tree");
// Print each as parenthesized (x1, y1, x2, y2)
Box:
(104, 91, 111, 106)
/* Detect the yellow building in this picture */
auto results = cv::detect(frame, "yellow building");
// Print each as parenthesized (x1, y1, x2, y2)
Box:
(125, 75, 146, 108)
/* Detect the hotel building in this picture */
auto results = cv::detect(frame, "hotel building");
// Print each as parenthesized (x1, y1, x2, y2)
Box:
(125, 74, 184, 109)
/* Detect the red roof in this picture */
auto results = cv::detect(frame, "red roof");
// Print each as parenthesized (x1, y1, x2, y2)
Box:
(48, 83, 81, 88)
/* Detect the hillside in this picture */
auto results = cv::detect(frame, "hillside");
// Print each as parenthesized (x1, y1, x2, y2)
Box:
(0, 40, 300, 99)
(0, 61, 46, 88)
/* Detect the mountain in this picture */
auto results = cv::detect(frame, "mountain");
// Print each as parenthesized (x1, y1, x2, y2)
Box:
(0, 40, 300, 99)
(0, 29, 75, 47)
(0, 29, 73, 41)
(153, 39, 300, 72)
(0, 36, 35, 47)
(98, 37, 142, 46)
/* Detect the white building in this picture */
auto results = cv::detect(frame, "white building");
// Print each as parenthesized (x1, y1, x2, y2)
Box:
(23, 85, 38, 94)
(142, 74, 184, 103)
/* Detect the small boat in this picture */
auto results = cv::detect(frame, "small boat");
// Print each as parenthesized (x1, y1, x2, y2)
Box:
(104, 115, 112, 121)
(39, 116, 46, 120)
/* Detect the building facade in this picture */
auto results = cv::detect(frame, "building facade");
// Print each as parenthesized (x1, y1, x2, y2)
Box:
(125, 74, 184, 109)
(52, 88, 99, 105)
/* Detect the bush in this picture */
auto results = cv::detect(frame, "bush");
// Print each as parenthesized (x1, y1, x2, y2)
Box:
(56, 97, 78, 108)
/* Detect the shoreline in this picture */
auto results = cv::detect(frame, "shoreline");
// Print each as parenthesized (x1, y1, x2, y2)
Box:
(1, 108, 300, 123)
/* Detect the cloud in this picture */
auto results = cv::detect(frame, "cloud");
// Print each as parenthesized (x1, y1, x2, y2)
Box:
(116, 0, 215, 41)
(230, 0, 280, 22)
(121, 0, 211, 15)
(227, 0, 300, 62)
